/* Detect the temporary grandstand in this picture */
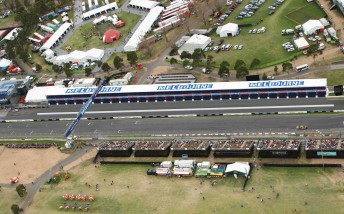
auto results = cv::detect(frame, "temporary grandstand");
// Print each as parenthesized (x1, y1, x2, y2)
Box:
(128, 0, 160, 10)
(171, 139, 211, 157)
(97, 141, 135, 157)
(305, 138, 344, 158)
(257, 139, 301, 158)
(40, 22, 73, 52)
(133, 140, 172, 157)
(152, 73, 196, 84)
(123, 6, 164, 52)
(212, 139, 255, 157)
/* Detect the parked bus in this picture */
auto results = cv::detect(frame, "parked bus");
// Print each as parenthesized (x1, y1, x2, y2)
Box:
(296, 64, 309, 72)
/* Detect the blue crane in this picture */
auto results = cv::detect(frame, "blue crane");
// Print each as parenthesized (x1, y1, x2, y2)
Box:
(64, 79, 107, 139)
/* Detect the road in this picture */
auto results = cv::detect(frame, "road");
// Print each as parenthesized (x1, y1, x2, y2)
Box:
(3, 98, 343, 119)
(0, 114, 343, 137)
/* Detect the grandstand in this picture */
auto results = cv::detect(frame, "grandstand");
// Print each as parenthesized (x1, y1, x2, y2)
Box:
(133, 140, 171, 157)
(171, 139, 211, 157)
(212, 140, 255, 157)
(97, 141, 134, 157)
(305, 139, 344, 158)
(257, 139, 301, 158)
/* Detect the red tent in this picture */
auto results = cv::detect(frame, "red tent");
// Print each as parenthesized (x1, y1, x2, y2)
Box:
(103, 29, 121, 43)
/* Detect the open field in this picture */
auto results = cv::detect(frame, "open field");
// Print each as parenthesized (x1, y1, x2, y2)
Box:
(0, 147, 69, 183)
(0, 15, 20, 29)
(203, 0, 327, 69)
(25, 162, 344, 214)
(62, 11, 141, 51)
(298, 68, 344, 86)
(0, 189, 23, 214)
(285, 2, 325, 24)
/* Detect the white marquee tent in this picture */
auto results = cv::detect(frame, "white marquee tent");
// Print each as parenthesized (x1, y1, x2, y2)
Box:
(123, 6, 164, 52)
(2, 28, 22, 41)
(0, 58, 12, 71)
(82, 2, 118, 20)
(302, 20, 324, 35)
(216, 23, 239, 37)
(294, 37, 310, 50)
(178, 34, 211, 54)
(225, 162, 250, 177)
(50, 48, 104, 65)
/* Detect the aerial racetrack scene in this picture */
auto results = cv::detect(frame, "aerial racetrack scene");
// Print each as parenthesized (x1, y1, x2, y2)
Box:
(1, 0, 344, 213)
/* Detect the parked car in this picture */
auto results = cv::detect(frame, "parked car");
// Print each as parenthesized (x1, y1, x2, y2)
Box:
(268, 10, 275, 15)
(238, 45, 243, 50)
(217, 39, 224, 45)
(234, 45, 239, 49)
(267, 76, 274, 80)
(184, 65, 193, 70)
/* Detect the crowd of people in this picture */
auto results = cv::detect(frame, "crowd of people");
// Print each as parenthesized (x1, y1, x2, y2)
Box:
(134, 141, 171, 150)
(212, 140, 256, 150)
(306, 139, 343, 150)
(98, 141, 134, 150)
(257, 139, 300, 150)
(171, 140, 210, 150)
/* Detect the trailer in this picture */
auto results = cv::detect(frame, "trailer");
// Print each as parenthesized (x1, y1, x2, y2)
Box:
(88, 0, 93, 10)
(160, 161, 173, 168)
(94, 0, 99, 7)
(52, 19, 60, 25)
(173, 167, 193, 176)
(155, 168, 171, 176)
(174, 160, 196, 168)
(33, 33, 44, 40)
(40, 25, 55, 34)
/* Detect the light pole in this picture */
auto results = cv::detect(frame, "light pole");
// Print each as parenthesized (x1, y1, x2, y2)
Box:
(316, 130, 325, 170)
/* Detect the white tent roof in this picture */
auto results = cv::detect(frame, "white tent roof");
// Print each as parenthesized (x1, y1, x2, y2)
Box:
(319, 18, 330, 27)
(186, 34, 210, 45)
(0, 58, 12, 67)
(294, 37, 309, 50)
(302, 20, 324, 35)
(124, 6, 164, 52)
(2, 28, 22, 41)
(178, 34, 211, 54)
(82, 2, 118, 19)
(225, 162, 250, 177)
(40, 22, 72, 51)
(216, 23, 238, 35)
(42, 49, 55, 58)
(51, 48, 104, 65)
(86, 48, 104, 60)
(129, 0, 159, 9)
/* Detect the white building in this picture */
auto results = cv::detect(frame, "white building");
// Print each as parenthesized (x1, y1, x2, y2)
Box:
(82, 2, 118, 20)
(73, 78, 97, 87)
(50, 48, 104, 65)
(294, 37, 310, 50)
(216, 23, 239, 37)
(302, 20, 324, 35)
(129, 0, 160, 10)
(40, 22, 73, 52)
(123, 6, 164, 52)
(178, 34, 211, 54)
(109, 79, 128, 86)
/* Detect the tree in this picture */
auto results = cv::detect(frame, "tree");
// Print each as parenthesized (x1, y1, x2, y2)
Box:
(274, 65, 278, 74)
(113, 56, 124, 69)
(15, 184, 26, 197)
(126, 52, 138, 67)
(262, 73, 268, 80)
(282, 62, 293, 72)
(170, 57, 177, 67)
(11, 204, 22, 214)
(191, 48, 205, 65)
(206, 55, 214, 69)
(218, 60, 230, 77)
(234, 59, 246, 70)
(35, 63, 42, 72)
(85, 67, 92, 77)
(63, 63, 73, 78)
(101, 62, 111, 72)
(307, 43, 319, 56)
(52, 64, 60, 73)
(236, 66, 249, 79)
(96, 60, 102, 67)
(182, 59, 190, 67)
(180, 51, 191, 60)
(250, 58, 261, 69)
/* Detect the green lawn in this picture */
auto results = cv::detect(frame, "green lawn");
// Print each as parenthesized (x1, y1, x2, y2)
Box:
(0, 189, 23, 214)
(25, 162, 344, 214)
(286, 3, 326, 25)
(0, 14, 20, 28)
(62, 11, 141, 51)
(204, 0, 327, 70)
(315, 69, 344, 86)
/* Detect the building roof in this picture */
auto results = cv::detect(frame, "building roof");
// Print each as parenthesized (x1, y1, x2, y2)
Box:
(0, 80, 17, 96)
(319, 18, 330, 27)
(82, 2, 118, 19)
(294, 37, 309, 49)
(103, 29, 121, 43)
(178, 34, 211, 54)
(129, 0, 159, 9)
(40, 22, 72, 51)
(0, 58, 12, 68)
(185, 34, 210, 45)
(25, 79, 327, 102)
(73, 78, 96, 87)
(124, 6, 164, 52)
(51, 48, 104, 65)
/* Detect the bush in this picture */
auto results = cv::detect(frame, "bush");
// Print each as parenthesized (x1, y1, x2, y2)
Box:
(35, 63, 42, 72)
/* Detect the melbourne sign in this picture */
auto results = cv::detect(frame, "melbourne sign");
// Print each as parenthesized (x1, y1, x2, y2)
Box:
(249, 81, 305, 88)
(157, 84, 213, 91)
(65, 87, 122, 94)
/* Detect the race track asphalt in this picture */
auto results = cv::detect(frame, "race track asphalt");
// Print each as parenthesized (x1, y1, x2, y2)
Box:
(1, 114, 343, 137)
(4, 98, 344, 119)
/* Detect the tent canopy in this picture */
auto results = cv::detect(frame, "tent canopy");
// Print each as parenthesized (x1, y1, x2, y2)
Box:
(103, 29, 121, 43)
(225, 162, 250, 177)
(302, 20, 324, 35)
(0, 58, 12, 70)
(294, 37, 310, 50)
(178, 34, 211, 54)
(129, 0, 159, 9)
(216, 23, 239, 37)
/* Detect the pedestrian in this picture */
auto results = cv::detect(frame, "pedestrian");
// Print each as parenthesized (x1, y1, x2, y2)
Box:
(202, 196, 205, 200)
(127, 185, 129, 189)
(14, 163, 16, 166)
